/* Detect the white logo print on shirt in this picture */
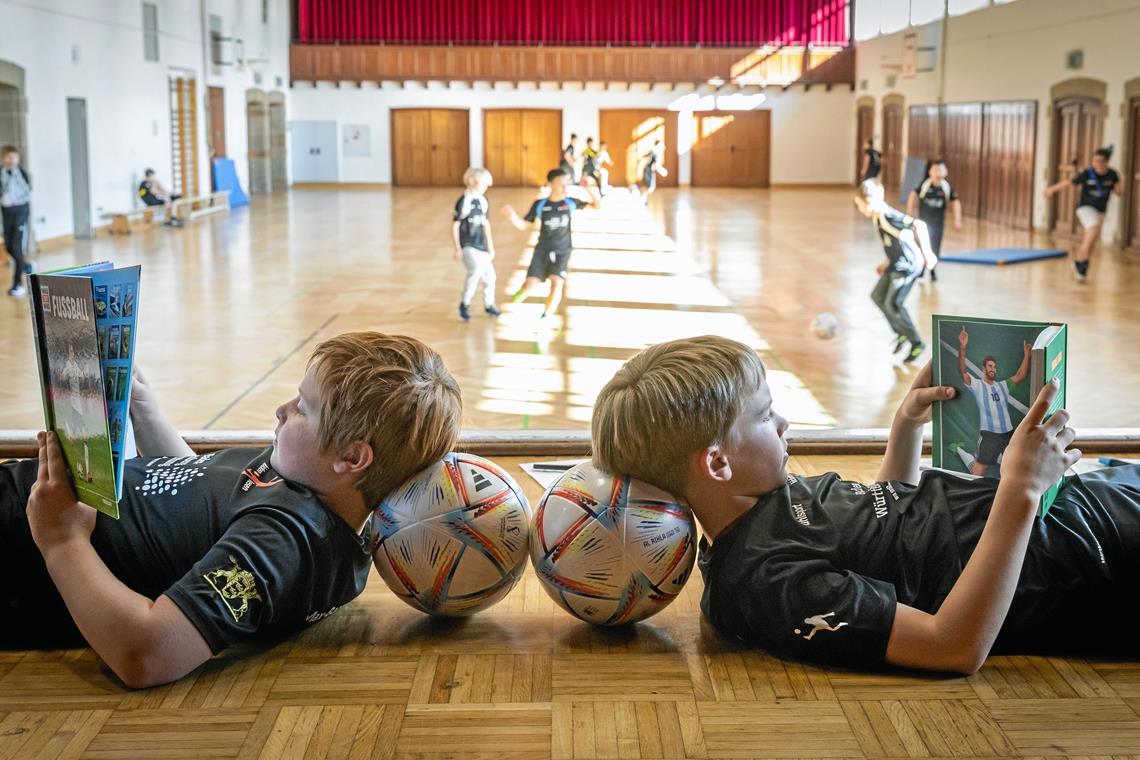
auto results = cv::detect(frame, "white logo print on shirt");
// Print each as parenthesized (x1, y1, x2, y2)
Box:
(794, 612, 849, 640)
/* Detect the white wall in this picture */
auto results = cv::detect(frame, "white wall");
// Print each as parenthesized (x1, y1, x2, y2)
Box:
(0, 0, 291, 241)
(854, 0, 1140, 237)
(289, 81, 855, 186)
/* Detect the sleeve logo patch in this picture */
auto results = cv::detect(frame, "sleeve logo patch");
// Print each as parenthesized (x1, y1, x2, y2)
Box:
(204, 556, 263, 622)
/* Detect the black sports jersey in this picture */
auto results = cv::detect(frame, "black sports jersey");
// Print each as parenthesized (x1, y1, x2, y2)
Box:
(2, 448, 372, 653)
(698, 466, 1140, 668)
(1072, 168, 1119, 212)
(137, 180, 164, 207)
(453, 192, 489, 251)
(914, 178, 958, 226)
(864, 148, 882, 178)
(524, 197, 577, 253)
(874, 207, 923, 274)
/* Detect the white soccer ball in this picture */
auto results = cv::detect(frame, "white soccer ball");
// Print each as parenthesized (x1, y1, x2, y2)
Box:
(372, 452, 531, 617)
(530, 461, 697, 626)
(810, 312, 839, 340)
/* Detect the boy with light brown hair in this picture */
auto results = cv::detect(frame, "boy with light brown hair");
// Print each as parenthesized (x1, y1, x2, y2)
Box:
(2, 332, 461, 687)
(593, 335, 1140, 673)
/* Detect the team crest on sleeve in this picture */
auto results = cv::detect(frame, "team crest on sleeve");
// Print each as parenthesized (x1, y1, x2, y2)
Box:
(204, 556, 263, 622)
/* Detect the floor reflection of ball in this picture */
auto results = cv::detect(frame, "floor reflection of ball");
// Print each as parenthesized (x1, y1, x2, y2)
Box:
(810, 312, 838, 340)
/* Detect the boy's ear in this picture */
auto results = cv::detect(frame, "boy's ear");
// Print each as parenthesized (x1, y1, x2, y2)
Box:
(693, 445, 732, 484)
(333, 441, 374, 476)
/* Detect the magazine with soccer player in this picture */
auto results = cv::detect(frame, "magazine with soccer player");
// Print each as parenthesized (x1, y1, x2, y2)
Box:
(28, 262, 141, 518)
(931, 315, 1068, 516)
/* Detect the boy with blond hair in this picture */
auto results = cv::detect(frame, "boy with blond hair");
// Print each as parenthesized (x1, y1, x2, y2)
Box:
(2, 332, 461, 687)
(453, 167, 500, 321)
(593, 335, 1140, 673)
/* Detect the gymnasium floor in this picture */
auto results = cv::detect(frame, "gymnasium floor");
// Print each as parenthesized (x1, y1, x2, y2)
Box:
(2, 185, 1139, 434)
(3, 187, 1140, 758)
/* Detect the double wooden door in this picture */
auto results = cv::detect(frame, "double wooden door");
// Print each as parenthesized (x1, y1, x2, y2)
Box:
(598, 109, 678, 188)
(881, 101, 903, 201)
(483, 109, 561, 187)
(691, 110, 770, 187)
(1050, 96, 1103, 237)
(1124, 97, 1140, 250)
(856, 104, 873, 183)
(391, 109, 469, 187)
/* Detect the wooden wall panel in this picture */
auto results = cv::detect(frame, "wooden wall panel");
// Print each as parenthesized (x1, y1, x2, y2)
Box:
(691, 111, 771, 187)
(597, 110, 679, 188)
(1127, 97, 1140, 250)
(980, 101, 1036, 230)
(1051, 96, 1103, 237)
(907, 104, 941, 162)
(881, 102, 903, 202)
(391, 108, 469, 186)
(856, 105, 874, 183)
(942, 103, 983, 217)
(483, 109, 561, 187)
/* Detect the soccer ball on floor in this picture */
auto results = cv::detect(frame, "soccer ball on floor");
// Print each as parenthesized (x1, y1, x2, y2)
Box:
(530, 461, 697, 626)
(372, 452, 532, 617)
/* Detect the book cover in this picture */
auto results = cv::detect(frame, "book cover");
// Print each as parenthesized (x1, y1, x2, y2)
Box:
(931, 315, 1067, 517)
(29, 274, 119, 516)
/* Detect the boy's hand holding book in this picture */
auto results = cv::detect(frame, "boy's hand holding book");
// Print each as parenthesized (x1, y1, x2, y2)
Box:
(27, 431, 97, 554)
(1000, 380, 1080, 500)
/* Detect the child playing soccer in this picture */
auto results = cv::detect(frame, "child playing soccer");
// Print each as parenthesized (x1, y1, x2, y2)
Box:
(452, 167, 501, 322)
(591, 335, 1140, 674)
(2, 332, 462, 688)
(501, 168, 595, 320)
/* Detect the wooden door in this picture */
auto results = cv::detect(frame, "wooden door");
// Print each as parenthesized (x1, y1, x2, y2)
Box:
(691, 110, 770, 187)
(1127, 97, 1140, 250)
(207, 86, 226, 159)
(906, 104, 940, 162)
(941, 103, 983, 217)
(391, 108, 469, 186)
(483, 109, 560, 186)
(881, 101, 903, 201)
(1051, 96, 1102, 237)
(856, 104, 873, 183)
(598, 109, 679, 188)
(979, 101, 1036, 230)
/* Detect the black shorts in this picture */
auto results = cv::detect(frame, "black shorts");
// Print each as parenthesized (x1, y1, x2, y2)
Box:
(526, 248, 571, 281)
(975, 429, 1014, 466)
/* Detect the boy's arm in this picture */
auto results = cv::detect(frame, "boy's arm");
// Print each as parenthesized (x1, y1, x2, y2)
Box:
(877, 362, 956, 484)
(884, 380, 1078, 674)
(1010, 341, 1032, 385)
(911, 219, 939, 271)
(130, 366, 194, 458)
(485, 219, 496, 259)
(500, 204, 529, 231)
(28, 432, 212, 688)
(958, 327, 971, 386)
(952, 198, 963, 228)
(451, 220, 463, 261)
(905, 190, 918, 217)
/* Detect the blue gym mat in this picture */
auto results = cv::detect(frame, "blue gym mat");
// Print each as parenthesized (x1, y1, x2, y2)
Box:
(212, 158, 249, 207)
(940, 247, 1066, 266)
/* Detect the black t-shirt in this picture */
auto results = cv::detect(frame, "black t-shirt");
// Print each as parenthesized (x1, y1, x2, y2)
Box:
(698, 467, 1140, 668)
(1072, 167, 1119, 212)
(524, 197, 577, 253)
(874, 207, 923, 274)
(12, 448, 372, 653)
(864, 148, 882, 177)
(138, 180, 163, 206)
(914, 178, 958, 225)
(453, 192, 489, 251)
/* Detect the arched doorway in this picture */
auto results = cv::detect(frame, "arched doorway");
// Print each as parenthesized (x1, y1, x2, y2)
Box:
(1122, 77, 1140, 251)
(855, 96, 874, 184)
(1049, 78, 1106, 238)
(881, 94, 905, 202)
(246, 89, 271, 195)
(267, 92, 287, 191)
(0, 60, 27, 160)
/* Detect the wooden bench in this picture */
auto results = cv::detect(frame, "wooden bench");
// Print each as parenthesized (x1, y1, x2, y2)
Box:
(171, 190, 230, 222)
(102, 206, 164, 235)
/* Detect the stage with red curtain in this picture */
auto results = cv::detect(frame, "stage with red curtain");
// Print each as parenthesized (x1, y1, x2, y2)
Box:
(295, 0, 850, 47)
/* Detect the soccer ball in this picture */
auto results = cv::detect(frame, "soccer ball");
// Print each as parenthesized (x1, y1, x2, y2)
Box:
(372, 452, 532, 617)
(810, 312, 839, 339)
(530, 461, 697, 626)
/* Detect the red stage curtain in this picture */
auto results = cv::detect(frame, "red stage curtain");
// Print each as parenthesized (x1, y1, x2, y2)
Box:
(296, 0, 850, 47)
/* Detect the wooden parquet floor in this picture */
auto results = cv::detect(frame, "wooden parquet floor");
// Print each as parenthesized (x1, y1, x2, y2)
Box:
(4, 455, 1140, 760)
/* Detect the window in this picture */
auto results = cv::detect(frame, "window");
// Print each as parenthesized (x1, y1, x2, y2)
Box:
(142, 2, 159, 62)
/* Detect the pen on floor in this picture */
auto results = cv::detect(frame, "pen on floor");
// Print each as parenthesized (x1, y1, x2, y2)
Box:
(531, 463, 577, 472)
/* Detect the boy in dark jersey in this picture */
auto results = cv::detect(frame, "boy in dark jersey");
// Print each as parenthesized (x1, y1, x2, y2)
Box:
(137, 168, 179, 208)
(581, 137, 601, 191)
(2, 332, 461, 687)
(501, 168, 593, 319)
(560, 134, 580, 184)
(638, 140, 668, 205)
(906, 159, 962, 281)
(452, 167, 500, 322)
(855, 180, 939, 362)
(1, 145, 34, 297)
(1045, 146, 1121, 282)
(860, 139, 881, 183)
(593, 334, 1140, 674)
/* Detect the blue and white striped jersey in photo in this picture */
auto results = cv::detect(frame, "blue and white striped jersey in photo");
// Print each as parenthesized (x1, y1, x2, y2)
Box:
(966, 376, 1013, 433)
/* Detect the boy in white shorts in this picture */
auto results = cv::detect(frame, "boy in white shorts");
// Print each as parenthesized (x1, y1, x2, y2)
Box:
(1045, 147, 1120, 283)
